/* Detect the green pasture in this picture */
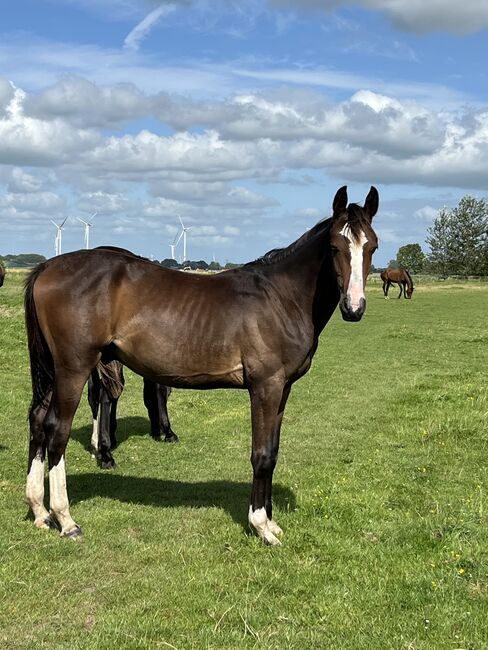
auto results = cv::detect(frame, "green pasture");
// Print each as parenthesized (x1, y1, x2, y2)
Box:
(0, 270, 487, 649)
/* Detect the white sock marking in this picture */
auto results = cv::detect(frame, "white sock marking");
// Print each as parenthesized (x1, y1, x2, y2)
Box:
(26, 452, 48, 523)
(91, 417, 99, 457)
(49, 456, 77, 534)
(248, 506, 282, 546)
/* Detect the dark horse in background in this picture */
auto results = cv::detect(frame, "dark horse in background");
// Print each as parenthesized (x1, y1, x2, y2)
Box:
(86, 246, 178, 469)
(88, 360, 177, 469)
(0, 265, 5, 287)
(381, 267, 414, 299)
(24, 185, 379, 545)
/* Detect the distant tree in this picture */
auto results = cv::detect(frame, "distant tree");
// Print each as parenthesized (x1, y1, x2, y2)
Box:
(160, 258, 180, 269)
(449, 196, 488, 276)
(4, 253, 46, 268)
(426, 207, 452, 278)
(208, 261, 222, 271)
(426, 197, 488, 277)
(396, 243, 425, 273)
(224, 262, 241, 270)
(387, 259, 398, 269)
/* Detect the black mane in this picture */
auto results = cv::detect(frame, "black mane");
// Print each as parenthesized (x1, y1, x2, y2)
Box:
(248, 201, 370, 267)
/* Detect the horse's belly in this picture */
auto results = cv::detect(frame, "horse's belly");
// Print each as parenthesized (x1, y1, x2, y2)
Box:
(112, 332, 245, 389)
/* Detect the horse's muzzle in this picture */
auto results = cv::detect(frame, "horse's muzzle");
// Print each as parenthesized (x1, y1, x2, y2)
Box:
(340, 297, 366, 322)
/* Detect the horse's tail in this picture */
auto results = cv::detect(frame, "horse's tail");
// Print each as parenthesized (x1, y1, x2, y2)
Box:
(97, 360, 125, 400)
(24, 264, 54, 410)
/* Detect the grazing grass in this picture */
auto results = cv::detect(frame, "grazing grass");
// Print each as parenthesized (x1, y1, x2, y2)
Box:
(0, 269, 487, 649)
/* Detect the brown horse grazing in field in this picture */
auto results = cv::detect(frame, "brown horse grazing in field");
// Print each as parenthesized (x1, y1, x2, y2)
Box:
(24, 185, 379, 545)
(0, 266, 5, 287)
(88, 360, 177, 469)
(381, 267, 414, 299)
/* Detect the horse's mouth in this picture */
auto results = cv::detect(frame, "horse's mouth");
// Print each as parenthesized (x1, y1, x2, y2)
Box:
(339, 297, 366, 322)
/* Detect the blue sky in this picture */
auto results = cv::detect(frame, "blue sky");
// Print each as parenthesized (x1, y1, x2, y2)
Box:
(1, 0, 488, 265)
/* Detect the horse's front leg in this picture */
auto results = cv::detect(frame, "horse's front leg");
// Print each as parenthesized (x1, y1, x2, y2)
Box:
(98, 391, 117, 469)
(398, 283, 403, 298)
(248, 377, 289, 546)
(143, 379, 178, 442)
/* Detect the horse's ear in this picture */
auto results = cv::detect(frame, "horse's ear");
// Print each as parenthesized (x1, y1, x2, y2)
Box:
(364, 186, 379, 221)
(332, 186, 348, 217)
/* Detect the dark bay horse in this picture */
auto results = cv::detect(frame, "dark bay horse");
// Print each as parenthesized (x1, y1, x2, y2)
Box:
(88, 360, 177, 469)
(381, 267, 414, 299)
(24, 185, 379, 545)
(0, 265, 5, 287)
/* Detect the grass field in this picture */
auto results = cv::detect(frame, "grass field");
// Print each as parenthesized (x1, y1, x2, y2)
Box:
(0, 269, 487, 649)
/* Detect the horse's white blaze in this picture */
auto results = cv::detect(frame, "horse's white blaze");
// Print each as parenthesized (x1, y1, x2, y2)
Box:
(90, 417, 99, 457)
(49, 456, 77, 534)
(340, 224, 367, 311)
(26, 452, 49, 524)
(248, 506, 282, 546)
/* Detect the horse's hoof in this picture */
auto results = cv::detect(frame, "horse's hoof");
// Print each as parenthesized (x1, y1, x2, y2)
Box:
(100, 458, 116, 470)
(164, 433, 179, 443)
(262, 530, 282, 546)
(267, 520, 283, 536)
(62, 525, 83, 541)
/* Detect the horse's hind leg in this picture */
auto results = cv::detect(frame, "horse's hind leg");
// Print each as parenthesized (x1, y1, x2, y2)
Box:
(44, 369, 90, 538)
(398, 283, 403, 298)
(248, 377, 288, 546)
(143, 380, 178, 442)
(26, 395, 53, 529)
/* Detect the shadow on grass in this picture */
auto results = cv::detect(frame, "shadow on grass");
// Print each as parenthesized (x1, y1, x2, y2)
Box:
(67, 474, 295, 531)
(71, 416, 156, 452)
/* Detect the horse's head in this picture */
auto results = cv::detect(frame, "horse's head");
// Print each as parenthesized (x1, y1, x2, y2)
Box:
(406, 285, 414, 299)
(329, 186, 379, 322)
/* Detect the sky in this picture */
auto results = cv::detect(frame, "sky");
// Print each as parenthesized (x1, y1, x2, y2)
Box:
(1, 0, 488, 266)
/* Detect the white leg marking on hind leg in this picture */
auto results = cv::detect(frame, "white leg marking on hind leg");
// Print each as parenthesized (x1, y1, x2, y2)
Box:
(248, 506, 281, 546)
(49, 456, 78, 535)
(90, 418, 99, 458)
(26, 452, 50, 527)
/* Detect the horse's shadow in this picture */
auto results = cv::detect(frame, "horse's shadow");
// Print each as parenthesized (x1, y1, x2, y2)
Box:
(71, 416, 153, 453)
(70, 417, 295, 531)
(67, 474, 295, 531)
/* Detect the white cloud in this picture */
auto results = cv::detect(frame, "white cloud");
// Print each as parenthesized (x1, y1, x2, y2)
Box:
(414, 205, 439, 221)
(269, 0, 488, 34)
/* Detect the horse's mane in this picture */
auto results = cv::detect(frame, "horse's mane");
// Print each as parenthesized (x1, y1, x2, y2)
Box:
(95, 245, 159, 267)
(246, 218, 332, 267)
(403, 268, 413, 286)
(247, 202, 369, 267)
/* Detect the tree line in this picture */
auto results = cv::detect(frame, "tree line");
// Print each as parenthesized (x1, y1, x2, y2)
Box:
(389, 195, 488, 277)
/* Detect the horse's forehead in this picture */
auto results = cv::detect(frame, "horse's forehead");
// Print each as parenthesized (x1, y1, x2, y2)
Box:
(339, 223, 368, 246)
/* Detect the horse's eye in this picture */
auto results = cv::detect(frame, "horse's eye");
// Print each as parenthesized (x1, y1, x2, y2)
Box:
(331, 246, 339, 254)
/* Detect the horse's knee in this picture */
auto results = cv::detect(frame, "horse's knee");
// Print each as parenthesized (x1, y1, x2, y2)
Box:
(251, 449, 277, 477)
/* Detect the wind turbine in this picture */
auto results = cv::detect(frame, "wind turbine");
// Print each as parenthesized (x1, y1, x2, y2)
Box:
(77, 212, 97, 249)
(50, 217, 68, 256)
(169, 232, 182, 260)
(178, 215, 191, 262)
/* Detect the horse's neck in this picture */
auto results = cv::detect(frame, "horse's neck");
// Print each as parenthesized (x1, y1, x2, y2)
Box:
(266, 232, 339, 336)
